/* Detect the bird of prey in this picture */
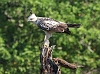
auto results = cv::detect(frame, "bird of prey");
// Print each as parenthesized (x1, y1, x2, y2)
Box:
(28, 12, 80, 45)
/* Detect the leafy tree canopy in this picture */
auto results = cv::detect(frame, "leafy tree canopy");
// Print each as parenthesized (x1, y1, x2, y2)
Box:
(0, 0, 100, 74)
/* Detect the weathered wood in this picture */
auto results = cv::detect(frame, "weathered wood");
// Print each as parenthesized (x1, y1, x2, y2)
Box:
(40, 39, 60, 74)
(53, 58, 83, 70)
(40, 37, 83, 74)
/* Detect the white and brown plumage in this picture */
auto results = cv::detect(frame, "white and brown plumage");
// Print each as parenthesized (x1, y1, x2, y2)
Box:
(28, 13, 80, 44)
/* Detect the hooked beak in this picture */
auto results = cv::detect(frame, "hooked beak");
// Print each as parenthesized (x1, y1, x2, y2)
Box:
(27, 17, 31, 21)
(27, 19, 30, 21)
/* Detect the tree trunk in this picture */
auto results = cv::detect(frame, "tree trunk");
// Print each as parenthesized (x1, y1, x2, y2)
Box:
(40, 40, 83, 74)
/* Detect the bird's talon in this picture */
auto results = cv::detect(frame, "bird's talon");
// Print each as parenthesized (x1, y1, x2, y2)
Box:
(43, 44, 48, 48)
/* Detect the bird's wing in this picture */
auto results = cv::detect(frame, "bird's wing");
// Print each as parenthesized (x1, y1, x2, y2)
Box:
(36, 17, 68, 32)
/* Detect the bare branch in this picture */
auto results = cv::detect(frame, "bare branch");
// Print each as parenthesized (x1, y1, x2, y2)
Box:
(53, 58, 83, 70)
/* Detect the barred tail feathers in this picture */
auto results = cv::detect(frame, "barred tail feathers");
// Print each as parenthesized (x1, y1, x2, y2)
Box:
(67, 23, 81, 28)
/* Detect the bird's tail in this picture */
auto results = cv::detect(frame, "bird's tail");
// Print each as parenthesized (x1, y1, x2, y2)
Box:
(67, 23, 81, 28)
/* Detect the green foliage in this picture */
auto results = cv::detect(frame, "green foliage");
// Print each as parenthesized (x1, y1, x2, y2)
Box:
(0, 0, 100, 74)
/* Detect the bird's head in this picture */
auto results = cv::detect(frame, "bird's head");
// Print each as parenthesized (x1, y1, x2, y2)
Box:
(28, 11, 37, 22)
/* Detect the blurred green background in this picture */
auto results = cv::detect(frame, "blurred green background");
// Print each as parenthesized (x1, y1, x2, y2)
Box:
(0, 0, 100, 74)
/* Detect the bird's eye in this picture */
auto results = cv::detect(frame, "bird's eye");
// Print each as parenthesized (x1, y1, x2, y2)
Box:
(30, 18, 33, 20)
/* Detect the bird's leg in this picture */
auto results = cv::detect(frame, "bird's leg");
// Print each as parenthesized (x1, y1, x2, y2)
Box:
(43, 32, 52, 48)
(43, 35, 50, 48)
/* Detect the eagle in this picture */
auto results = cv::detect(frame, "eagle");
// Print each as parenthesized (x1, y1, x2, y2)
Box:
(28, 12, 80, 46)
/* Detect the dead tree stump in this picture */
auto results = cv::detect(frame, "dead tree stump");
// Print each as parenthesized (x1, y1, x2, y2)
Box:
(40, 40, 83, 74)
